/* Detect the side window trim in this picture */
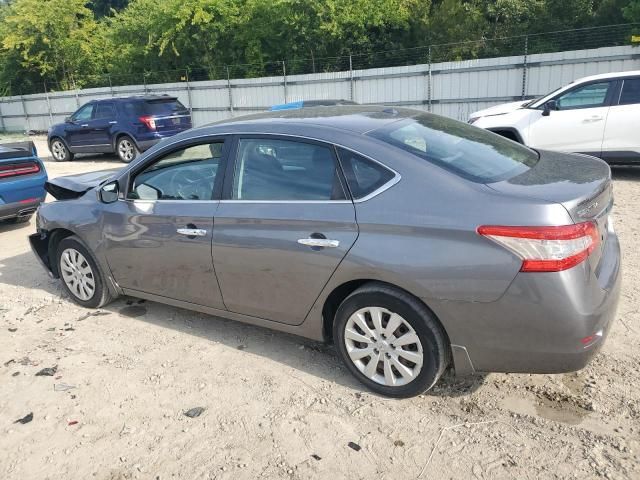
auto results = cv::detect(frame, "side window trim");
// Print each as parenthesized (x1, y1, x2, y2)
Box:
(124, 136, 231, 202)
(221, 134, 351, 203)
(548, 80, 616, 111)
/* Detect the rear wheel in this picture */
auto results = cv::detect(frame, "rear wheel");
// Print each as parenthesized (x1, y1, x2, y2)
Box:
(50, 138, 74, 162)
(56, 236, 113, 308)
(116, 136, 138, 163)
(334, 283, 449, 398)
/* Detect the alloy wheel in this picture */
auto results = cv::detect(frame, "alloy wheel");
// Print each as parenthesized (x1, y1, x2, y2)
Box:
(344, 306, 424, 387)
(59, 248, 96, 301)
(118, 139, 135, 162)
(51, 140, 67, 161)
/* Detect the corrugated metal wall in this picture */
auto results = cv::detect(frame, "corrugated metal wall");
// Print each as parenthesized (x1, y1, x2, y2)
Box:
(0, 45, 637, 133)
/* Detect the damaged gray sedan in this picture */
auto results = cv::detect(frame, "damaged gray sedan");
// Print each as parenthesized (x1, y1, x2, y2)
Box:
(30, 106, 621, 397)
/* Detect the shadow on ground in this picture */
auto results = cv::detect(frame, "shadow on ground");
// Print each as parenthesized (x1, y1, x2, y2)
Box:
(611, 166, 640, 181)
(0, 248, 486, 398)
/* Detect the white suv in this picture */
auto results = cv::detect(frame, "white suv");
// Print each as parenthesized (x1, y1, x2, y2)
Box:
(469, 70, 640, 164)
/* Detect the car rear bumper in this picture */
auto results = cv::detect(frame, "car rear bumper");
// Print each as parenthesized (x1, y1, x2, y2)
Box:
(433, 229, 621, 375)
(0, 197, 43, 221)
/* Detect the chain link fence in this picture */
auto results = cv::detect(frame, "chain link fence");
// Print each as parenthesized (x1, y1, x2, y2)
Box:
(0, 23, 639, 132)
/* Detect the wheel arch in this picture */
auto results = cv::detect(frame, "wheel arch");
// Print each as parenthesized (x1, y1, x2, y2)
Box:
(322, 279, 452, 351)
(113, 132, 139, 151)
(487, 127, 525, 144)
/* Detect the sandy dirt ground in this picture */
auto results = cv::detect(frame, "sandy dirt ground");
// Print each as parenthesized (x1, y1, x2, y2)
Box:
(1, 139, 639, 479)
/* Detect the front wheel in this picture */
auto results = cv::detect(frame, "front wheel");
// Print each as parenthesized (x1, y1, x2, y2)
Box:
(116, 136, 138, 163)
(334, 283, 449, 398)
(50, 138, 74, 162)
(56, 236, 113, 308)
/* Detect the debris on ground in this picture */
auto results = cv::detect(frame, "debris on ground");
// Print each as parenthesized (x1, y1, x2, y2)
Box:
(54, 383, 76, 392)
(4, 358, 15, 367)
(67, 420, 78, 426)
(311, 454, 322, 461)
(8, 327, 17, 332)
(35, 366, 58, 376)
(184, 407, 205, 418)
(14, 413, 33, 424)
(12, 372, 20, 377)
(347, 442, 361, 452)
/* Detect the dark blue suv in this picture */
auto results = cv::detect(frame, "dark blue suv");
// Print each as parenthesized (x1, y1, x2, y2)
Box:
(47, 96, 192, 163)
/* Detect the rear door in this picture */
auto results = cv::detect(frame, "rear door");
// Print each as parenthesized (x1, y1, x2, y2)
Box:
(212, 136, 358, 325)
(601, 77, 640, 163)
(528, 80, 615, 156)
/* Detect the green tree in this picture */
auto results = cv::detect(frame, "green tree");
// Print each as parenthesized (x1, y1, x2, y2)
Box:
(0, 0, 103, 93)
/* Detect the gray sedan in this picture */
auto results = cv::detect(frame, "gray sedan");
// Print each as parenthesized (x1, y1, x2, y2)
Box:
(30, 106, 621, 398)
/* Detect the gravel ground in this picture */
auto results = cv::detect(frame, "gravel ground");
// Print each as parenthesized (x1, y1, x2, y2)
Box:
(1, 141, 639, 479)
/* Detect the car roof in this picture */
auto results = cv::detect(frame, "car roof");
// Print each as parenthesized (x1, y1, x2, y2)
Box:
(572, 70, 640, 84)
(92, 95, 178, 103)
(198, 105, 421, 135)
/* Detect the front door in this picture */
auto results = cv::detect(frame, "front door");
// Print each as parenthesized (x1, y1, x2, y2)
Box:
(528, 80, 614, 155)
(86, 102, 116, 150)
(213, 136, 358, 325)
(102, 139, 229, 308)
(66, 103, 95, 149)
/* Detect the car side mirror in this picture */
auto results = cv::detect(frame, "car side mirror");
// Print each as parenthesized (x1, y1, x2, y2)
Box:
(99, 181, 119, 203)
(65, 116, 73, 123)
(542, 100, 558, 116)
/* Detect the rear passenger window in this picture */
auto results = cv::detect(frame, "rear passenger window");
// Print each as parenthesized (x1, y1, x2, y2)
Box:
(619, 79, 640, 105)
(232, 139, 345, 201)
(337, 148, 395, 199)
(94, 103, 115, 119)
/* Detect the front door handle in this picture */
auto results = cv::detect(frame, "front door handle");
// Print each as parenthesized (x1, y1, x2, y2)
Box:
(298, 237, 340, 248)
(583, 116, 603, 123)
(177, 228, 207, 237)
(80, 124, 89, 128)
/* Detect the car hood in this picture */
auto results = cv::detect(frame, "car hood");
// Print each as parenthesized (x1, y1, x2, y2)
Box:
(470, 100, 529, 120)
(45, 168, 120, 200)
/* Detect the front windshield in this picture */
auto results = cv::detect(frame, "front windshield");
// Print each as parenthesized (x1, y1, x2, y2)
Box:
(369, 114, 539, 183)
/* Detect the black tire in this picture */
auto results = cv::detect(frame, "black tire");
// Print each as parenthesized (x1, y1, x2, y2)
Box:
(56, 236, 113, 308)
(333, 282, 449, 398)
(49, 138, 74, 162)
(116, 136, 139, 163)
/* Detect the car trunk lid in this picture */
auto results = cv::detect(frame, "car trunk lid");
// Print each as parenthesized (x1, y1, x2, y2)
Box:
(486, 150, 612, 270)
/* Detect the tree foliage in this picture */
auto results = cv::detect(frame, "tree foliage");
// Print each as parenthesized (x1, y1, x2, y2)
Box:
(0, 0, 637, 94)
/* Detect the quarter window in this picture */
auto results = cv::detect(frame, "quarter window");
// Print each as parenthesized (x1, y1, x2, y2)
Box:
(619, 78, 640, 105)
(129, 142, 224, 201)
(232, 139, 345, 201)
(556, 82, 611, 110)
(337, 148, 395, 199)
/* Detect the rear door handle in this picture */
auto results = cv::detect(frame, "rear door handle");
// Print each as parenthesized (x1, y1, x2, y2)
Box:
(177, 228, 207, 237)
(80, 124, 89, 128)
(109, 121, 117, 124)
(583, 116, 603, 123)
(298, 238, 340, 248)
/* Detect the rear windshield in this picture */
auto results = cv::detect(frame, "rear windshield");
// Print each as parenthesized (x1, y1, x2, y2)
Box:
(143, 99, 187, 115)
(368, 114, 539, 183)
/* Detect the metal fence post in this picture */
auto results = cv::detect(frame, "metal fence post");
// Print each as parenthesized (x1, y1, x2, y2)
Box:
(226, 66, 234, 117)
(44, 82, 54, 128)
(0, 101, 5, 133)
(427, 46, 432, 112)
(282, 60, 288, 103)
(184, 69, 194, 118)
(521, 35, 529, 100)
(108, 74, 114, 97)
(20, 94, 30, 132)
(349, 55, 354, 101)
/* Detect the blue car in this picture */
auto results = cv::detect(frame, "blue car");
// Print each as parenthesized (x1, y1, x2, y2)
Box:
(47, 95, 192, 163)
(0, 141, 47, 224)
(269, 99, 357, 111)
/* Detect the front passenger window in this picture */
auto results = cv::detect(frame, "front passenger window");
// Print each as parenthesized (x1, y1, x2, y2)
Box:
(556, 82, 611, 110)
(129, 142, 224, 201)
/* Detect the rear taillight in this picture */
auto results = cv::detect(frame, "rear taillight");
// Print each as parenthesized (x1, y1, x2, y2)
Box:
(478, 222, 599, 272)
(0, 161, 40, 179)
(139, 115, 156, 131)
